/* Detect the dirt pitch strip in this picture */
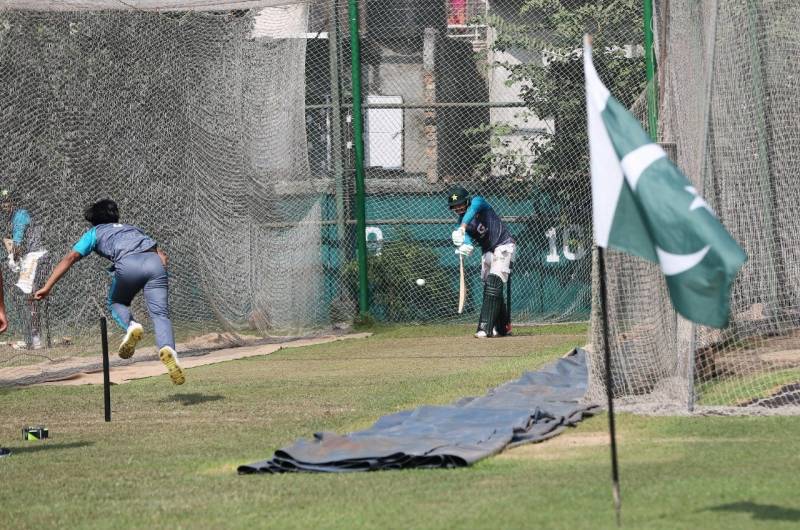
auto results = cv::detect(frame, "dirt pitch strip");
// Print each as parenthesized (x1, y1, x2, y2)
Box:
(1, 333, 371, 387)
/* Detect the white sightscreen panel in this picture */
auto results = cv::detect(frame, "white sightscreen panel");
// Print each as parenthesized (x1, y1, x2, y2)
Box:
(366, 95, 403, 169)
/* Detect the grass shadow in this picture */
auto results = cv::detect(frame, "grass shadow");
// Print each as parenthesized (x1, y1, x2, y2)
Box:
(706, 501, 800, 522)
(161, 393, 224, 406)
(9, 441, 94, 455)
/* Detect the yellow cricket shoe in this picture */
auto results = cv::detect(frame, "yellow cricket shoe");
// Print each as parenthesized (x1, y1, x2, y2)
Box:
(118, 322, 144, 359)
(159, 346, 185, 385)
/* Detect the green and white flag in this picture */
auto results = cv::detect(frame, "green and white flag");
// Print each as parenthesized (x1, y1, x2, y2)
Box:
(584, 36, 746, 328)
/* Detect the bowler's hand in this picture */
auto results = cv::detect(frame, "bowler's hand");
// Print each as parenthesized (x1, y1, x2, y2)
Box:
(33, 286, 51, 301)
(0, 309, 7, 333)
(157, 249, 169, 268)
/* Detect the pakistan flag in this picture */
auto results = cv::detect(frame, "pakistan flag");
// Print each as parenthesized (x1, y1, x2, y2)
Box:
(584, 37, 746, 329)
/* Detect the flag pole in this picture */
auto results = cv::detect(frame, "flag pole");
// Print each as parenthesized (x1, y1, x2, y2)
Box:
(597, 246, 622, 526)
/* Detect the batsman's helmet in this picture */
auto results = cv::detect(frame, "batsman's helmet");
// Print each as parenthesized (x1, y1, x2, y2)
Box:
(447, 186, 470, 209)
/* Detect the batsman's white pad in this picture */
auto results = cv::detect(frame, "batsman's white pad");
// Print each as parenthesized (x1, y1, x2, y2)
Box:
(480, 252, 492, 282)
(15, 250, 48, 294)
(483, 243, 515, 283)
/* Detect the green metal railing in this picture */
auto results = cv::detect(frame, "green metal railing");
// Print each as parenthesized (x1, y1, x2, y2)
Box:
(348, 0, 369, 316)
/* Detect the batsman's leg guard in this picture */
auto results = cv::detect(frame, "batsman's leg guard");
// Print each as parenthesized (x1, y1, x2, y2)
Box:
(495, 269, 512, 336)
(494, 301, 510, 336)
(476, 274, 505, 337)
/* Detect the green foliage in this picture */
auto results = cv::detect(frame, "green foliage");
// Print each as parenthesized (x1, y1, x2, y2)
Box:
(470, 0, 647, 201)
(345, 229, 456, 322)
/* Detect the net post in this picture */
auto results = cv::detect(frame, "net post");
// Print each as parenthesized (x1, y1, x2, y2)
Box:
(348, 0, 369, 317)
(598, 247, 622, 526)
(660, 142, 695, 411)
(643, 0, 658, 141)
(328, 0, 347, 277)
(100, 317, 111, 422)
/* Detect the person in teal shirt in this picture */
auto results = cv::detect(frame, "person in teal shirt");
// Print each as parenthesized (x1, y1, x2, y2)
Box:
(35, 199, 184, 385)
(448, 186, 515, 338)
(2, 189, 46, 349)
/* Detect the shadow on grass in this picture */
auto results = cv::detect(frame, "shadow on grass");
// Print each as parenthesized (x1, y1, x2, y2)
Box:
(706, 501, 800, 522)
(161, 393, 224, 406)
(9, 441, 94, 454)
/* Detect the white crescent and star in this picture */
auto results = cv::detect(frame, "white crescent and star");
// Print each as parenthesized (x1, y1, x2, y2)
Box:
(685, 186, 715, 214)
(619, 145, 717, 276)
(656, 245, 711, 276)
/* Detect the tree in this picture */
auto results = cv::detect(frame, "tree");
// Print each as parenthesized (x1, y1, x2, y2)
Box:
(472, 0, 646, 205)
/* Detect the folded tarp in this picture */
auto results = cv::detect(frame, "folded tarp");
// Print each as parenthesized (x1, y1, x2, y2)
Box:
(239, 348, 599, 474)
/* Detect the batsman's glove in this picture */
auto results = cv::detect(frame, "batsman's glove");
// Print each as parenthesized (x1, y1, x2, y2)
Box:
(451, 228, 465, 247)
(455, 243, 474, 257)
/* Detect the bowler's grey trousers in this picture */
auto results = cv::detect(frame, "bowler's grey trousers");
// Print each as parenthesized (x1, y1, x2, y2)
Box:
(107, 251, 175, 350)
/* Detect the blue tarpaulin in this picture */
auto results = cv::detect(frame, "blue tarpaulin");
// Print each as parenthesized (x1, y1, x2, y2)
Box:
(239, 348, 598, 474)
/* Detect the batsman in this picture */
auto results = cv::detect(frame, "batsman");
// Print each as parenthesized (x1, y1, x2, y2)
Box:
(448, 186, 515, 338)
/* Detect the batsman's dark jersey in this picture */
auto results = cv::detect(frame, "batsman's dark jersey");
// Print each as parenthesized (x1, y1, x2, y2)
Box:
(459, 196, 513, 252)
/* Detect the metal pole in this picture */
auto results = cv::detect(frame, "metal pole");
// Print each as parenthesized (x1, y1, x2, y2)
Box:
(100, 317, 111, 422)
(423, 27, 438, 183)
(348, 0, 369, 316)
(250, 213, 558, 229)
(306, 101, 529, 110)
(328, 0, 347, 274)
(643, 0, 658, 141)
(598, 248, 622, 526)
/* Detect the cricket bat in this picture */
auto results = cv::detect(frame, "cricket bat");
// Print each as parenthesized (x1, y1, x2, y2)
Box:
(458, 254, 466, 314)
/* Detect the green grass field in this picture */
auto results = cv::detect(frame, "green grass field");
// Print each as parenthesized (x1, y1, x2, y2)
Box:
(1, 323, 799, 529)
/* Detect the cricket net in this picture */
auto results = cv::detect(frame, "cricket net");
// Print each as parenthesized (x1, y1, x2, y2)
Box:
(588, 0, 800, 413)
(0, 1, 337, 385)
(2, 0, 644, 386)
(0, 1, 653, 386)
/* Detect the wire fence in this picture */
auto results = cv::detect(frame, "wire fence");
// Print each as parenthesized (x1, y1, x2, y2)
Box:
(588, 0, 800, 414)
(12, 0, 795, 414)
(1, 1, 646, 387)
